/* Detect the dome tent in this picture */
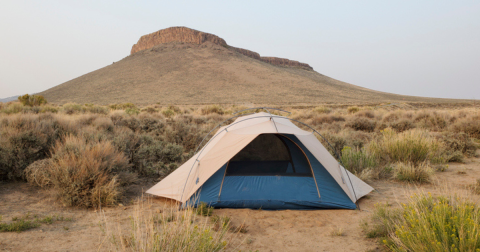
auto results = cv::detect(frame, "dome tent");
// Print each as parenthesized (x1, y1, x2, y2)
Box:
(147, 110, 373, 209)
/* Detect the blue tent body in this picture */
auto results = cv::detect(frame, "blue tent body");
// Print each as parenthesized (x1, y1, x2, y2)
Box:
(190, 134, 356, 210)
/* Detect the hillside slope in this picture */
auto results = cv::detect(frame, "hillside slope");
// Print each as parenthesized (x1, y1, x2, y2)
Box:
(40, 27, 452, 105)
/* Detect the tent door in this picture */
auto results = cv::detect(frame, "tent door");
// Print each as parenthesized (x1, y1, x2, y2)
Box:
(217, 133, 321, 201)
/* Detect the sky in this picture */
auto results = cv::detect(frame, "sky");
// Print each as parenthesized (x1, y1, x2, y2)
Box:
(0, 0, 479, 99)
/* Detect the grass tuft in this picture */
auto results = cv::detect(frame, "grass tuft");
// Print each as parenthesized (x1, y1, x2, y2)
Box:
(392, 162, 434, 183)
(340, 146, 378, 180)
(196, 202, 214, 217)
(368, 128, 445, 165)
(313, 106, 332, 114)
(329, 227, 345, 236)
(0, 219, 39, 232)
(0, 213, 72, 233)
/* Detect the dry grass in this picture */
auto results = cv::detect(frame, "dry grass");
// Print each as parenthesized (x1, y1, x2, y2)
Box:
(392, 162, 434, 183)
(329, 227, 345, 236)
(340, 146, 379, 180)
(102, 199, 242, 252)
(368, 128, 445, 165)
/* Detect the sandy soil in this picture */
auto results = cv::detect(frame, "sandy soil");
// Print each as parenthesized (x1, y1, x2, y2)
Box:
(1, 156, 479, 252)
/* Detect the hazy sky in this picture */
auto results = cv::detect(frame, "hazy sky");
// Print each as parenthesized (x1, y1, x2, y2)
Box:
(1, 1, 479, 99)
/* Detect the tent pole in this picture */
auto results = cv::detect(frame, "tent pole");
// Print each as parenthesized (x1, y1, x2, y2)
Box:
(280, 134, 321, 199)
(217, 162, 230, 201)
(277, 117, 359, 204)
(263, 107, 279, 133)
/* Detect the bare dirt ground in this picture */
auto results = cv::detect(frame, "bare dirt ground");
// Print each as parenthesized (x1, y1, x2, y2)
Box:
(1, 155, 479, 252)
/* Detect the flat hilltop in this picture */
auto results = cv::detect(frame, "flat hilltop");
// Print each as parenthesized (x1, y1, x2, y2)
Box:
(39, 27, 462, 105)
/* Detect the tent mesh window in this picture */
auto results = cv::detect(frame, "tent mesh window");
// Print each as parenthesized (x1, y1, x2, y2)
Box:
(226, 134, 312, 176)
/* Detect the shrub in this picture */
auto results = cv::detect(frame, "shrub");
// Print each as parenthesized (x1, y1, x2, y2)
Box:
(343, 130, 372, 149)
(311, 115, 345, 125)
(1, 102, 24, 114)
(125, 107, 140, 116)
(451, 117, 480, 139)
(0, 130, 50, 180)
(345, 117, 376, 132)
(201, 105, 224, 115)
(368, 128, 445, 165)
(26, 135, 129, 208)
(93, 117, 114, 132)
(347, 106, 360, 114)
(142, 107, 158, 113)
(111, 131, 182, 177)
(0, 115, 72, 180)
(168, 105, 182, 114)
(355, 110, 375, 118)
(471, 179, 480, 195)
(414, 110, 450, 131)
(62, 103, 83, 114)
(18, 94, 47, 107)
(22, 106, 41, 114)
(162, 109, 175, 118)
(84, 105, 109, 115)
(366, 193, 480, 252)
(319, 133, 346, 157)
(441, 132, 478, 158)
(138, 116, 166, 133)
(110, 114, 140, 131)
(39, 105, 59, 113)
(392, 162, 434, 183)
(340, 146, 378, 179)
(389, 119, 415, 132)
(313, 106, 331, 114)
(108, 103, 137, 110)
(165, 120, 206, 152)
(382, 111, 401, 123)
(134, 139, 183, 176)
(25, 159, 54, 187)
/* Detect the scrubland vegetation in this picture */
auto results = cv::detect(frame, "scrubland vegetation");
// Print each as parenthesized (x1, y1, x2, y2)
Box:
(1, 99, 480, 251)
(1, 100, 479, 207)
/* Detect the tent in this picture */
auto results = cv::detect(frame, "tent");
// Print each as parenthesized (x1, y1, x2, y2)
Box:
(147, 112, 373, 209)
